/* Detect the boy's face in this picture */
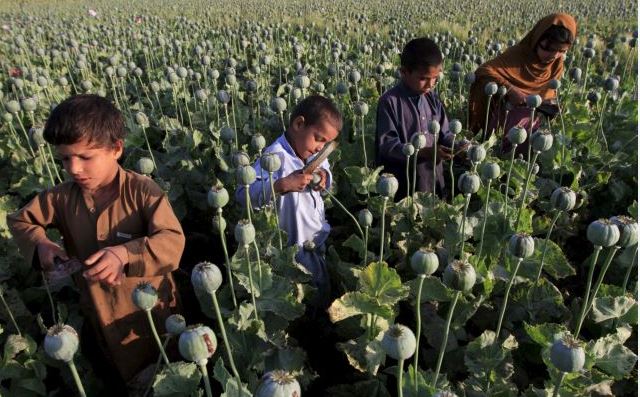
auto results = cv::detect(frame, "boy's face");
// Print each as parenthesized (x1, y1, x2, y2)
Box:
(55, 139, 123, 194)
(289, 116, 340, 161)
(400, 65, 442, 95)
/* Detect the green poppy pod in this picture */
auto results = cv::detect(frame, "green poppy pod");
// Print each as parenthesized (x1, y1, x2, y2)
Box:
(569, 67, 582, 82)
(232, 151, 250, 168)
(377, 173, 399, 198)
(457, 171, 480, 195)
(428, 120, 441, 135)
(353, 101, 369, 116)
(178, 325, 217, 366)
(207, 186, 229, 209)
(165, 314, 186, 336)
(587, 91, 601, 104)
(549, 79, 561, 90)
(411, 133, 427, 149)
(2, 112, 13, 122)
(530, 130, 553, 152)
(467, 144, 486, 164)
(464, 72, 476, 85)
(358, 209, 373, 228)
(235, 219, 256, 246)
(132, 282, 158, 311)
(550, 336, 585, 373)
(508, 233, 535, 259)
(402, 143, 415, 156)
(608, 216, 638, 248)
(217, 90, 231, 104)
(348, 69, 361, 83)
(587, 219, 620, 247)
(336, 81, 349, 95)
(604, 77, 619, 92)
(44, 324, 79, 363)
(480, 162, 500, 181)
(381, 324, 416, 361)
(410, 248, 439, 276)
(220, 126, 236, 143)
(583, 48, 596, 59)
(484, 82, 498, 96)
(497, 85, 507, 97)
(191, 261, 223, 294)
(195, 89, 208, 102)
(507, 126, 527, 145)
(80, 80, 92, 92)
(550, 187, 576, 212)
(21, 97, 37, 113)
(294, 75, 310, 89)
(212, 215, 227, 234)
(5, 100, 20, 114)
(237, 165, 257, 186)
(255, 370, 301, 397)
(137, 157, 155, 175)
(270, 97, 287, 113)
(135, 112, 149, 128)
(443, 260, 476, 292)
(261, 153, 282, 173)
(37, 76, 49, 88)
(526, 94, 542, 108)
(251, 134, 266, 152)
(449, 119, 462, 135)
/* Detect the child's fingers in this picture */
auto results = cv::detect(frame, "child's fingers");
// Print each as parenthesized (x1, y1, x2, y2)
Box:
(84, 250, 105, 266)
(83, 256, 110, 278)
(104, 270, 120, 286)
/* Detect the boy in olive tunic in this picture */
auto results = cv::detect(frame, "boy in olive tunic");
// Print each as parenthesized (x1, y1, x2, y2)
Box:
(8, 95, 185, 389)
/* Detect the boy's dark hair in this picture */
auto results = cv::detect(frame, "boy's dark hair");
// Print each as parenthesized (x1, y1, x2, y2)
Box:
(43, 94, 126, 147)
(289, 95, 343, 130)
(538, 25, 574, 46)
(400, 37, 443, 71)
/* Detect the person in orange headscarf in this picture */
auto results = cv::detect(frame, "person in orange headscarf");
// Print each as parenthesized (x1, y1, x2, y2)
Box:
(468, 13, 577, 153)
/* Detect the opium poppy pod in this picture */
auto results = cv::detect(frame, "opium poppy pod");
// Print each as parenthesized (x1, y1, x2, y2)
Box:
(449, 119, 462, 135)
(410, 248, 439, 276)
(587, 219, 620, 247)
(137, 157, 155, 175)
(457, 171, 480, 195)
(270, 98, 287, 113)
(526, 94, 542, 109)
(358, 209, 373, 228)
(530, 129, 554, 152)
(135, 111, 149, 128)
(428, 120, 440, 135)
(377, 173, 399, 199)
(261, 153, 282, 173)
(508, 233, 535, 259)
(467, 144, 486, 164)
(191, 261, 223, 294)
(402, 143, 415, 156)
(212, 215, 227, 234)
(550, 187, 576, 212)
(235, 219, 256, 246)
(609, 215, 638, 248)
(507, 126, 527, 145)
(484, 82, 498, 96)
(411, 132, 427, 149)
(207, 186, 230, 209)
(165, 314, 187, 336)
(237, 165, 257, 186)
(381, 324, 416, 361)
(132, 282, 158, 311)
(549, 79, 561, 90)
(443, 260, 476, 292)
(251, 134, 266, 152)
(255, 370, 301, 397)
(178, 325, 217, 366)
(44, 324, 80, 363)
(232, 151, 251, 167)
(550, 336, 585, 373)
(480, 162, 500, 181)
(353, 101, 369, 116)
(221, 126, 236, 143)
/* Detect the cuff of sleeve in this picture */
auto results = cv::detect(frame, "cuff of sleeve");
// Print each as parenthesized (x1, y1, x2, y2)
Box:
(123, 238, 145, 277)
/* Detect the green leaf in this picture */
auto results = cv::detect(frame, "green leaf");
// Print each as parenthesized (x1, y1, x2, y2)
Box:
(14, 377, 46, 396)
(358, 262, 409, 306)
(402, 364, 436, 397)
(336, 335, 385, 375)
(256, 275, 305, 321)
(464, 330, 518, 379)
(152, 361, 201, 397)
(343, 166, 384, 195)
(407, 276, 453, 303)
(521, 238, 575, 280)
(328, 291, 394, 323)
(628, 200, 637, 219)
(3, 334, 35, 360)
(587, 326, 638, 379)
(523, 322, 568, 347)
(525, 279, 570, 323)
(591, 295, 636, 323)
(342, 234, 366, 257)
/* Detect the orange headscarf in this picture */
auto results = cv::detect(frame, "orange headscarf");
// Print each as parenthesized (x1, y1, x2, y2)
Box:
(468, 13, 577, 133)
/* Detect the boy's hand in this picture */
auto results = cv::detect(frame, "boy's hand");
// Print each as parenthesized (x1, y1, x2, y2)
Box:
(83, 245, 128, 286)
(312, 169, 328, 191)
(36, 240, 68, 271)
(274, 170, 314, 193)
(418, 145, 455, 162)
